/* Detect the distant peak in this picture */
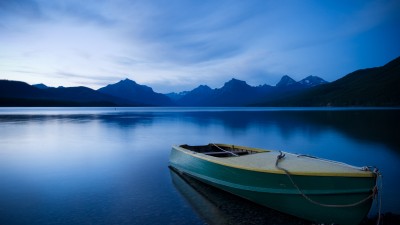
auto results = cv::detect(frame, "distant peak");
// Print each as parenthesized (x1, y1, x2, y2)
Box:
(223, 78, 249, 88)
(194, 85, 212, 91)
(33, 83, 49, 89)
(227, 78, 246, 83)
(299, 75, 328, 86)
(276, 75, 296, 87)
(304, 75, 324, 80)
(119, 78, 137, 84)
(198, 84, 211, 88)
(222, 78, 250, 89)
(107, 79, 145, 89)
(189, 84, 213, 95)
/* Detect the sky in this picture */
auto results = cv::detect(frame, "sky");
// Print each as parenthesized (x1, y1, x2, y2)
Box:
(0, 0, 399, 93)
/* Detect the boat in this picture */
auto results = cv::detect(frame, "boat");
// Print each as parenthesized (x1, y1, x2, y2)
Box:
(169, 143, 380, 225)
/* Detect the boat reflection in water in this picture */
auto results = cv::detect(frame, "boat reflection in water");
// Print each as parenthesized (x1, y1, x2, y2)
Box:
(169, 167, 309, 225)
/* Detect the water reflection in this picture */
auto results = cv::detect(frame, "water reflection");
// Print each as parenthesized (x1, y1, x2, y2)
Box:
(179, 110, 400, 152)
(2, 109, 398, 152)
(169, 167, 309, 225)
(0, 107, 399, 225)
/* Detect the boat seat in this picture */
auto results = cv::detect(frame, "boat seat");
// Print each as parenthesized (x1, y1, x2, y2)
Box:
(203, 151, 249, 156)
(203, 151, 229, 155)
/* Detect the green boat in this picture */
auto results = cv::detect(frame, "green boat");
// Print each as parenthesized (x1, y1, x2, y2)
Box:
(169, 143, 380, 225)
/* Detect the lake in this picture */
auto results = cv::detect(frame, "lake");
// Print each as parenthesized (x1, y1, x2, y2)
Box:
(0, 107, 399, 225)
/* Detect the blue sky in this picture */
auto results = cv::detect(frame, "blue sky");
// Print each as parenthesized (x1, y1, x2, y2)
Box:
(1, 0, 399, 93)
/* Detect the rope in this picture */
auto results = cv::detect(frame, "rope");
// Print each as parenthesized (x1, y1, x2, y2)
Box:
(275, 151, 380, 208)
(211, 143, 239, 156)
(375, 172, 383, 225)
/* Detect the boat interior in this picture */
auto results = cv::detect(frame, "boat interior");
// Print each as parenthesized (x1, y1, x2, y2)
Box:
(180, 144, 260, 158)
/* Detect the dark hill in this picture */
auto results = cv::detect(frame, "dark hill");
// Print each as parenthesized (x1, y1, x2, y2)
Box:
(42, 86, 133, 105)
(0, 80, 138, 106)
(0, 80, 45, 98)
(298, 75, 328, 87)
(98, 79, 174, 106)
(276, 75, 297, 87)
(174, 76, 327, 106)
(177, 85, 214, 106)
(259, 56, 400, 106)
(210, 79, 261, 106)
(176, 79, 274, 106)
(33, 83, 50, 89)
(2, 56, 397, 107)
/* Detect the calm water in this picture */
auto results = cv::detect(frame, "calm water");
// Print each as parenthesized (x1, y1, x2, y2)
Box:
(0, 107, 399, 225)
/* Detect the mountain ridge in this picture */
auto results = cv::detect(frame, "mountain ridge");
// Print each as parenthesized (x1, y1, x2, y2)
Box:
(0, 80, 140, 106)
(171, 75, 328, 106)
(0, 56, 399, 106)
(257, 56, 400, 106)
(276, 75, 297, 87)
(98, 78, 174, 106)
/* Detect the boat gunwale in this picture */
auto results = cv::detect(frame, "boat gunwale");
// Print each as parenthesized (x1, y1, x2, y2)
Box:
(172, 144, 375, 178)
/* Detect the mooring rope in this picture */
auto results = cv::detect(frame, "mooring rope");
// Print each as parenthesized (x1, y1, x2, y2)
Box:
(375, 172, 383, 225)
(274, 151, 381, 209)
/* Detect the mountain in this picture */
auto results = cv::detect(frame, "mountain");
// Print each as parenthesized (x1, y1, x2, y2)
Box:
(276, 75, 297, 87)
(42, 86, 132, 105)
(173, 76, 327, 106)
(275, 75, 328, 89)
(298, 75, 328, 87)
(177, 79, 260, 106)
(98, 79, 174, 106)
(0, 80, 45, 99)
(165, 91, 189, 101)
(0, 80, 139, 106)
(259, 56, 400, 106)
(176, 85, 214, 106)
(1, 56, 398, 107)
(33, 83, 50, 89)
(209, 79, 267, 106)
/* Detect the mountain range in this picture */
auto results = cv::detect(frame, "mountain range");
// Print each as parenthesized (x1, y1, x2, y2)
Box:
(166, 75, 328, 106)
(0, 56, 399, 107)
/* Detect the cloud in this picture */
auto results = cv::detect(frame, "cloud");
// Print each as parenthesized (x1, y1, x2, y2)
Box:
(0, 0, 43, 20)
(0, 0, 399, 92)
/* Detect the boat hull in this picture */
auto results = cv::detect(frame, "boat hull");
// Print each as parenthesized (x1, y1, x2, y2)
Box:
(169, 146, 376, 225)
